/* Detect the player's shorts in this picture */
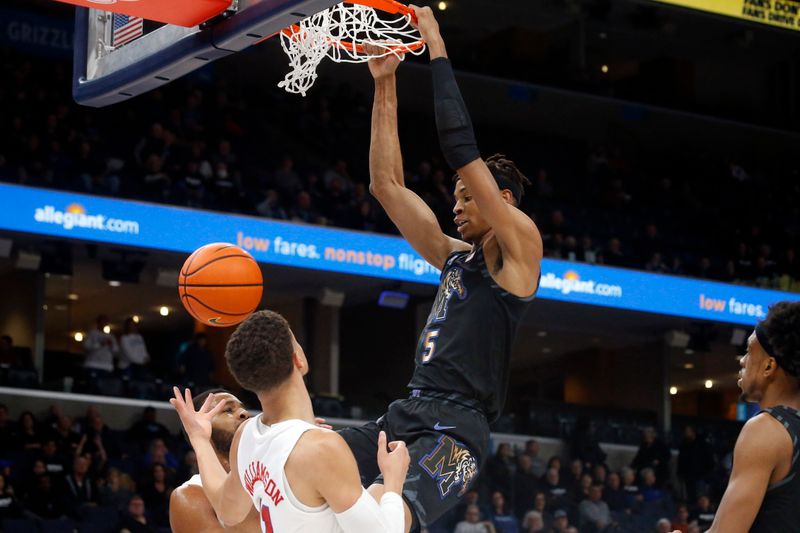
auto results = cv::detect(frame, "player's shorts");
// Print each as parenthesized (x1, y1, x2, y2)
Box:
(338, 389, 490, 531)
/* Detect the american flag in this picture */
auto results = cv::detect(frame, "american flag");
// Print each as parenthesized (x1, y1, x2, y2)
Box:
(112, 13, 143, 48)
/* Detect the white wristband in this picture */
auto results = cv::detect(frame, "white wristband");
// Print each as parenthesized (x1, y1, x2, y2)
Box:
(335, 489, 405, 533)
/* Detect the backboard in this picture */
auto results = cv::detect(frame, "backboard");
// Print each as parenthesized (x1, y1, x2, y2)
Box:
(72, 0, 339, 107)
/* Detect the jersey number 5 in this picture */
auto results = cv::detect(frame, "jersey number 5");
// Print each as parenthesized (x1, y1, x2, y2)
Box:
(260, 505, 274, 533)
(421, 329, 440, 363)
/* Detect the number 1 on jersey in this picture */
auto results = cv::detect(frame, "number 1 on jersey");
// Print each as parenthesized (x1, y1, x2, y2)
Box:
(260, 505, 274, 533)
(421, 329, 440, 363)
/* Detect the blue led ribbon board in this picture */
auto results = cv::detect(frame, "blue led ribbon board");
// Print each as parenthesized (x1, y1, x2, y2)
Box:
(0, 183, 797, 325)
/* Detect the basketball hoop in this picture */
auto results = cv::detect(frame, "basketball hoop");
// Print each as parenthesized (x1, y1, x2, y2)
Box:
(278, 0, 426, 96)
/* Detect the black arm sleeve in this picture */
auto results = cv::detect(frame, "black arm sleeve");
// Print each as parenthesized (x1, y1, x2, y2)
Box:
(432, 57, 480, 170)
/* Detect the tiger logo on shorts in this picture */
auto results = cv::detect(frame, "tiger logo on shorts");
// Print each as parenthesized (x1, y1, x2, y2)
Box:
(419, 435, 479, 498)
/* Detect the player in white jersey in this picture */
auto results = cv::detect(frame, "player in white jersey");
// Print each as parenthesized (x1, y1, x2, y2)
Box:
(169, 389, 261, 533)
(171, 310, 409, 533)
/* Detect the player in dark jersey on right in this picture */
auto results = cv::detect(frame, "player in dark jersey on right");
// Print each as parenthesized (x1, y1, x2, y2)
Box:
(706, 301, 800, 533)
(339, 6, 543, 533)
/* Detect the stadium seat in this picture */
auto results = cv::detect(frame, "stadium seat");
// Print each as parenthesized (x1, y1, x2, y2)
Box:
(95, 377, 124, 397)
(80, 505, 120, 531)
(7, 368, 39, 388)
(2, 518, 39, 533)
(40, 519, 76, 533)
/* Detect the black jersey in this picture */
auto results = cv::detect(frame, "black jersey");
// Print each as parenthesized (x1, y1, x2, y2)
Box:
(407, 244, 536, 421)
(750, 405, 800, 533)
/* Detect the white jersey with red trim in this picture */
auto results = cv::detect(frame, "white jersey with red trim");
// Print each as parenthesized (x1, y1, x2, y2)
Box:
(236, 417, 341, 533)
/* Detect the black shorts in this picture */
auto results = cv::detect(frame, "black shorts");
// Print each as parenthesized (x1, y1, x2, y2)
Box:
(338, 390, 490, 530)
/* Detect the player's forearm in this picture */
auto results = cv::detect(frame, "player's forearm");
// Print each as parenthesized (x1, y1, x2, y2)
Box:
(192, 438, 231, 520)
(369, 76, 405, 192)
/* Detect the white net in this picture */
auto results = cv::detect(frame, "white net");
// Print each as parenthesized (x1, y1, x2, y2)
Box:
(278, 2, 425, 96)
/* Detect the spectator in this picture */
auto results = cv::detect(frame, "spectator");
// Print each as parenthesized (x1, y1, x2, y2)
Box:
(49, 414, 80, 456)
(671, 503, 690, 533)
(177, 449, 198, 481)
(16, 411, 42, 452)
(486, 443, 516, 497)
(118, 495, 157, 533)
(290, 190, 324, 225)
(541, 468, 568, 511)
(0, 473, 21, 520)
(548, 509, 571, 533)
(570, 418, 607, 469)
(78, 413, 118, 466)
(603, 472, 626, 512)
(574, 472, 593, 503)
(523, 440, 547, 478)
(255, 189, 288, 219)
(176, 333, 214, 387)
(578, 484, 611, 532)
(631, 427, 671, 487)
(119, 317, 150, 379)
(139, 463, 173, 527)
(60, 455, 98, 517)
(83, 314, 119, 377)
(639, 467, 666, 503)
(99, 468, 135, 512)
(620, 466, 643, 512)
(655, 517, 672, 533)
(129, 407, 170, 448)
(0, 404, 13, 456)
(603, 238, 627, 267)
(38, 438, 68, 475)
(522, 510, 545, 533)
(565, 459, 584, 492)
(0, 335, 18, 366)
(690, 495, 716, 530)
(455, 504, 497, 533)
(24, 473, 65, 519)
(592, 464, 607, 486)
(489, 491, 519, 533)
(677, 425, 713, 503)
(514, 454, 541, 519)
(143, 438, 178, 471)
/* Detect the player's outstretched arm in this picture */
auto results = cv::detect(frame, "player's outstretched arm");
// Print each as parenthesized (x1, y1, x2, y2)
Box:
(706, 414, 788, 533)
(291, 430, 408, 533)
(412, 6, 543, 287)
(170, 388, 252, 527)
(367, 47, 469, 271)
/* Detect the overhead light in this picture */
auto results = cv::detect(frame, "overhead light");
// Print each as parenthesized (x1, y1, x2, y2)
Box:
(132, 315, 140, 323)
(74, 332, 84, 342)
(669, 386, 678, 395)
(108, 280, 121, 287)
(598, 31, 607, 39)
(103, 325, 111, 334)
(601, 64, 609, 73)
(542, 347, 551, 354)
(705, 379, 713, 389)
(67, 293, 79, 301)
(42, 305, 48, 311)
(438, 1, 447, 10)
(684, 363, 694, 369)
(684, 349, 694, 355)
(160, 306, 169, 316)
(537, 331, 548, 337)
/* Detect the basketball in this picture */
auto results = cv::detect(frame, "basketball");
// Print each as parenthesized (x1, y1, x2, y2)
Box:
(178, 243, 263, 327)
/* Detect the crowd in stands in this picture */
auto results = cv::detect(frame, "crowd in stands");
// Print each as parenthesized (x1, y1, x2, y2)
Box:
(2, 49, 800, 291)
(0, 400, 730, 533)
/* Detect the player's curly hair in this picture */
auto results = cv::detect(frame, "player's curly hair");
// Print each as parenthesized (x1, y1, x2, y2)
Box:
(761, 301, 800, 377)
(225, 310, 295, 392)
(452, 154, 531, 205)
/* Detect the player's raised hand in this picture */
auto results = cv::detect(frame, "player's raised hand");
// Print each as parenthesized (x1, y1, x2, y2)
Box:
(408, 5, 440, 44)
(376, 430, 410, 494)
(366, 42, 402, 80)
(169, 387, 226, 444)
(314, 417, 333, 430)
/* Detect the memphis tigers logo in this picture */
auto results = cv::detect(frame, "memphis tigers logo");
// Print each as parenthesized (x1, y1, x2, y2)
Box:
(419, 435, 478, 499)
(431, 267, 467, 323)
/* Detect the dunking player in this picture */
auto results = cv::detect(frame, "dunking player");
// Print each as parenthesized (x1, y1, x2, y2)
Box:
(706, 301, 800, 533)
(169, 389, 261, 532)
(170, 310, 410, 533)
(339, 6, 543, 532)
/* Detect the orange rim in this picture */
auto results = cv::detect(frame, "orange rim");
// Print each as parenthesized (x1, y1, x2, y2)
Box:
(279, 0, 423, 54)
